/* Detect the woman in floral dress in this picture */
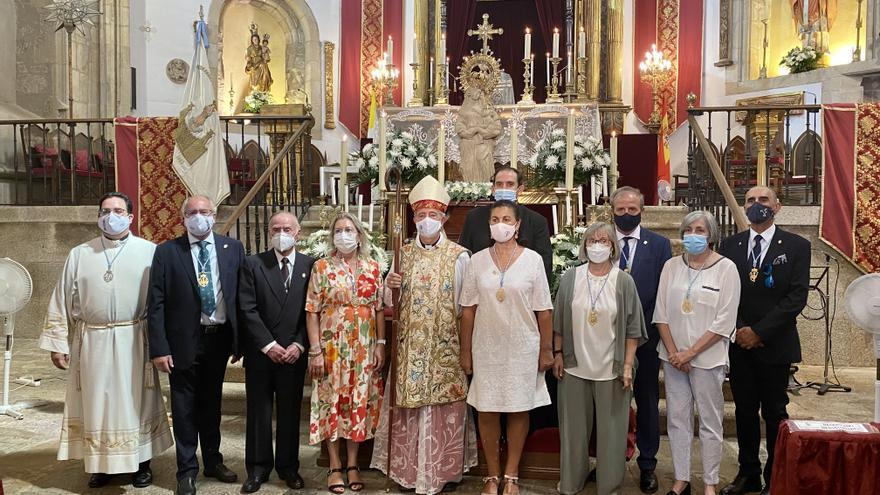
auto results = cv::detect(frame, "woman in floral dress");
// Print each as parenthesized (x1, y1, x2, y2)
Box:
(306, 212, 385, 494)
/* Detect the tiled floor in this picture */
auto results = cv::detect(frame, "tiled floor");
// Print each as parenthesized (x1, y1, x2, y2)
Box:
(0, 339, 875, 494)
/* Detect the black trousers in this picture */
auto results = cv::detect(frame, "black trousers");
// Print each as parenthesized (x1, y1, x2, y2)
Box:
(728, 345, 791, 485)
(168, 329, 232, 480)
(244, 355, 307, 479)
(633, 328, 661, 472)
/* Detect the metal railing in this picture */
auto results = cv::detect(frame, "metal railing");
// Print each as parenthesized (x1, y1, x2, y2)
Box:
(684, 104, 823, 237)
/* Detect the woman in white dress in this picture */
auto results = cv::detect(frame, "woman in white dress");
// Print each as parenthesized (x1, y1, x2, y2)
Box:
(653, 211, 740, 495)
(460, 200, 554, 495)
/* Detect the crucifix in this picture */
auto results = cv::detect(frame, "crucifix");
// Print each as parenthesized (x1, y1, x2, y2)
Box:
(467, 14, 504, 55)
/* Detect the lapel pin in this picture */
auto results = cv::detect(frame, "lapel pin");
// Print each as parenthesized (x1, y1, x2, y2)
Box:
(301, 273, 306, 278)
(643, 240, 648, 245)
(738, 241, 743, 246)
(223, 244, 228, 249)
(778, 240, 782, 244)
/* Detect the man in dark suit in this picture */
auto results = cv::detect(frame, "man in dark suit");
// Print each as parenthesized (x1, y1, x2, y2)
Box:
(719, 186, 810, 495)
(238, 211, 314, 493)
(149, 195, 246, 495)
(458, 165, 553, 281)
(611, 186, 671, 494)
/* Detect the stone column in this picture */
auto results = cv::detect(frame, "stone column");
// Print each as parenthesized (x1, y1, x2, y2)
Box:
(604, 0, 623, 103)
(584, 0, 601, 100)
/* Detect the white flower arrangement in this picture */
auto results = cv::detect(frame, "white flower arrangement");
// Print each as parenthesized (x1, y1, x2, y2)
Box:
(549, 225, 588, 295)
(243, 89, 274, 113)
(530, 131, 611, 188)
(444, 181, 493, 202)
(780, 45, 821, 74)
(351, 130, 437, 187)
(296, 229, 390, 274)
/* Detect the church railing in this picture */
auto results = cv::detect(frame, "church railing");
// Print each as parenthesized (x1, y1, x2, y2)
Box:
(684, 104, 822, 237)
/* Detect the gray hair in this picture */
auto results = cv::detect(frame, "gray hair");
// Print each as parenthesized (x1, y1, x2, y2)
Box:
(609, 186, 645, 210)
(180, 195, 216, 216)
(329, 212, 372, 258)
(679, 210, 720, 246)
(268, 210, 301, 232)
(578, 222, 621, 263)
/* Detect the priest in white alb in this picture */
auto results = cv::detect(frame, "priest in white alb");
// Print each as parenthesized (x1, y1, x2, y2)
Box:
(371, 176, 477, 494)
(39, 192, 173, 489)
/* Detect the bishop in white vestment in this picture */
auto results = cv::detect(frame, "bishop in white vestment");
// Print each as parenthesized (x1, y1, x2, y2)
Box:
(39, 193, 173, 486)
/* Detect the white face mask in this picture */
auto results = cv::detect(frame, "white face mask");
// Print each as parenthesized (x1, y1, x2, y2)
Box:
(97, 213, 131, 236)
(416, 217, 442, 237)
(586, 244, 612, 264)
(334, 232, 359, 254)
(271, 233, 296, 253)
(490, 222, 516, 243)
(185, 214, 215, 237)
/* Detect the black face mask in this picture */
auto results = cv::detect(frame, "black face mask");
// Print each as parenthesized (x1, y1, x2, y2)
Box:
(614, 213, 641, 232)
(746, 203, 775, 225)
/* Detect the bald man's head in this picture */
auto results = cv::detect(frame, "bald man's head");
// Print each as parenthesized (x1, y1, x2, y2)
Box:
(744, 186, 781, 228)
(269, 210, 300, 237)
(745, 186, 778, 207)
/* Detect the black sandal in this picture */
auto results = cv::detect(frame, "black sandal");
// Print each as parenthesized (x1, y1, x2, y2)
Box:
(346, 466, 364, 492)
(327, 468, 345, 494)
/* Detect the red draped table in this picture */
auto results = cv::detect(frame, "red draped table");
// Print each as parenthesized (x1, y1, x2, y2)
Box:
(770, 420, 880, 495)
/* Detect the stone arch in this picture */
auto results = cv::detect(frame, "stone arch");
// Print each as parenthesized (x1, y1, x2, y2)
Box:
(208, 0, 323, 137)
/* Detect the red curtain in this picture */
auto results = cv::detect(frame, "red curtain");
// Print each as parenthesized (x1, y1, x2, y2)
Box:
(384, 0, 404, 105)
(534, 0, 564, 54)
(446, 0, 477, 105)
(339, 0, 363, 136)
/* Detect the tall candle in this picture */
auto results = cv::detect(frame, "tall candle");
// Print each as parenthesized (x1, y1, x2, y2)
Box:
(429, 57, 434, 88)
(530, 54, 535, 86)
(565, 109, 575, 190)
(546, 53, 551, 82)
(378, 111, 387, 192)
(387, 36, 393, 64)
(552, 28, 560, 58)
(551, 204, 559, 234)
(412, 33, 418, 64)
(565, 194, 572, 228)
(577, 186, 584, 217)
(510, 122, 518, 169)
(610, 131, 619, 191)
(358, 194, 364, 223)
(438, 122, 446, 184)
(524, 28, 531, 59)
(567, 50, 573, 85)
(441, 33, 447, 60)
(578, 27, 586, 58)
(602, 167, 608, 197)
(340, 135, 349, 210)
(446, 56, 450, 88)
(591, 176, 598, 205)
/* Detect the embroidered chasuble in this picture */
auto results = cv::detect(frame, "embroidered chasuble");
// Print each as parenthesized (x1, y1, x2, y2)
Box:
(395, 240, 469, 408)
(39, 236, 173, 474)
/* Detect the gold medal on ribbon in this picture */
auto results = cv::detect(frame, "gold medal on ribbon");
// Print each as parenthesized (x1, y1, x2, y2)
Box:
(681, 298, 693, 314)
(496, 288, 505, 302)
(588, 309, 599, 326)
(198, 271, 210, 288)
(749, 267, 759, 283)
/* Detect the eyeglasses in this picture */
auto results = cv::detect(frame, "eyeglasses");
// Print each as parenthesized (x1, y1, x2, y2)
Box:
(184, 209, 214, 217)
(586, 238, 611, 246)
(100, 208, 128, 215)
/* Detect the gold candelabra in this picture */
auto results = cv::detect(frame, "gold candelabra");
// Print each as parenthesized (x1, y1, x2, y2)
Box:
(371, 62, 400, 106)
(547, 57, 563, 103)
(576, 56, 588, 102)
(518, 57, 535, 106)
(408, 62, 422, 107)
(435, 62, 450, 106)
(759, 19, 769, 79)
(638, 44, 673, 133)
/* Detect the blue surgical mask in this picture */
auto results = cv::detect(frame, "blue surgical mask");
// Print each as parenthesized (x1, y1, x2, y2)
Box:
(682, 234, 709, 255)
(494, 189, 517, 202)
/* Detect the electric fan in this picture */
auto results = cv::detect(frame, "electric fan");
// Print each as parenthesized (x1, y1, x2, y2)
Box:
(657, 179, 673, 204)
(0, 258, 34, 419)
(841, 273, 880, 422)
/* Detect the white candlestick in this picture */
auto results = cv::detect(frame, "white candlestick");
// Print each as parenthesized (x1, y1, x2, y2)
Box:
(552, 28, 560, 58)
(510, 122, 518, 169)
(446, 56, 450, 88)
(565, 109, 575, 190)
(530, 54, 535, 86)
(524, 28, 531, 59)
(602, 167, 608, 197)
(358, 194, 364, 223)
(378, 111, 387, 192)
(429, 57, 434, 89)
(565, 194, 572, 228)
(368, 204, 374, 231)
(340, 135, 349, 210)
(441, 33, 447, 61)
(438, 122, 446, 184)
(331, 179, 338, 205)
(551, 204, 559, 234)
(545, 53, 551, 82)
(610, 131, 619, 191)
(579, 27, 586, 58)
(412, 33, 418, 64)
(387, 36, 393, 64)
(567, 51, 572, 85)
(577, 186, 584, 217)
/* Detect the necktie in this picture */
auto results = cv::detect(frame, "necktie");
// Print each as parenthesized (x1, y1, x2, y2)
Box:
(197, 241, 217, 316)
(751, 235, 763, 268)
(280, 257, 290, 291)
(619, 236, 633, 270)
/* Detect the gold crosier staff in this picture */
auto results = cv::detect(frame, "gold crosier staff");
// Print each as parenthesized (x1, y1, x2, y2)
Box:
(383, 165, 405, 482)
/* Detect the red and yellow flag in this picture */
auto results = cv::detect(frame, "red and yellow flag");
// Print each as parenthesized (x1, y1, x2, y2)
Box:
(657, 112, 671, 183)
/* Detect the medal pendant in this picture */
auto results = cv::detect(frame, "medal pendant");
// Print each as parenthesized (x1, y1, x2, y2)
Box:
(103, 270, 113, 283)
(624, 267, 631, 273)
(496, 288, 506, 302)
(681, 298, 693, 314)
(588, 309, 599, 326)
(749, 267, 759, 283)
(198, 271, 210, 288)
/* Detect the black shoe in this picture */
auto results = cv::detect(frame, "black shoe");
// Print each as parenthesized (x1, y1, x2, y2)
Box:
(441, 482, 459, 492)
(640, 470, 659, 493)
(665, 482, 691, 495)
(760, 487, 770, 495)
(88, 473, 112, 488)
(177, 477, 197, 495)
(204, 463, 238, 483)
(241, 476, 267, 493)
(132, 465, 153, 488)
(720, 474, 763, 495)
(285, 472, 305, 490)
(587, 468, 597, 482)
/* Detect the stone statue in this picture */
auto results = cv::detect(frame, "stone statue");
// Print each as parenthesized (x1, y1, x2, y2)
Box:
(789, 0, 837, 53)
(456, 86, 502, 182)
(245, 24, 273, 92)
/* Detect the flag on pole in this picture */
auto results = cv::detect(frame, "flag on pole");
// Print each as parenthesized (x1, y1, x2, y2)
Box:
(366, 90, 379, 141)
(657, 112, 671, 183)
(171, 11, 230, 205)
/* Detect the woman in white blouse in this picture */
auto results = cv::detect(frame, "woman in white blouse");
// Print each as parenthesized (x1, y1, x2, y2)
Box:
(653, 210, 741, 495)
